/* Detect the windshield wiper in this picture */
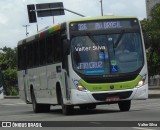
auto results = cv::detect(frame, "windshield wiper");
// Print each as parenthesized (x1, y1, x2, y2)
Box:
(114, 30, 125, 48)
(86, 33, 99, 46)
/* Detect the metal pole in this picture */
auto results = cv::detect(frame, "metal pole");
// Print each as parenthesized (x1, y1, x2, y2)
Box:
(23, 25, 30, 37)
(100, 0, 103, 16)
(35, 7, 85, 17)
(36, 24, 39, 32)
(63, 8, 85, 17)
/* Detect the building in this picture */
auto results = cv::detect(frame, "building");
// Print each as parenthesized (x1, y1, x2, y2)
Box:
(146, 0, 160, 19)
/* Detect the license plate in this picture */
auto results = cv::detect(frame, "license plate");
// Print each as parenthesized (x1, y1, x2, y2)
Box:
(106, 96, 120, 102)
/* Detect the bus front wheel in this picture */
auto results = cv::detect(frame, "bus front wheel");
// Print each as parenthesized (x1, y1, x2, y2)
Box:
(60, 91, 74, 115)
(118, 100, 131, 111)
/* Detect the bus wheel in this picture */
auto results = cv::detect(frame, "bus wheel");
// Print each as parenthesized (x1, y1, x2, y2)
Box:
(79, 105, 87, 110)
(62, 104, 74, 115)
(31, 90, 50, 113)
(88, 104, 96, 110)
(60, 91, 74, 115)
(41, 104, 50, 112)
(80, 104, 96, 110)
(118, 100, 131, 111)
(31, 89, 41, 113)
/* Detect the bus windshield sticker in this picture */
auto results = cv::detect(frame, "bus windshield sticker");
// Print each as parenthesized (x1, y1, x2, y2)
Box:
(99, 52, 109, 60)
(111, 60, 117, 65)
(99, 52, 105, 60)
(105, 53, 109, 59)
(111, 65, 118, 72)
(77, 61, 103, 70)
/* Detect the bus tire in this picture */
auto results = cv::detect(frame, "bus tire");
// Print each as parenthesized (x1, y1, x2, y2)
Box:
(31, 89, 50, 113)
(31, 89, 41, 113)
(88, 104, 96, 110)
(41, 104, 50, 112)
(118, 100, 131, 111)
(79, 105, 88, 110)
(80, 105, 96, 110)
(60, 90, 74, 115)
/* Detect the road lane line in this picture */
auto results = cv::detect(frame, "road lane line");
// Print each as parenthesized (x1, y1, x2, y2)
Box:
(90, 121, 102, 125)
(133, 127, 155, 130)
(0, 103, 26, 106)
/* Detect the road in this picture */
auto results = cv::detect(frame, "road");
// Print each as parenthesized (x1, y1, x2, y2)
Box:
(0, 99, 159, 130)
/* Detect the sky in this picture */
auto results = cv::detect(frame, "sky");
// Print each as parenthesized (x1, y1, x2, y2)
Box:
(0, 0, 147, 48)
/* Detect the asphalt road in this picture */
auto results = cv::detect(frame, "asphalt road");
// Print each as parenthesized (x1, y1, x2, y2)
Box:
(0, 99, 159, 130)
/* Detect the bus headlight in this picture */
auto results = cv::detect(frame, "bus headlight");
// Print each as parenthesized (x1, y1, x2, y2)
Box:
(73, 80, 87, 91)
(137, 74, 147, 87)
(138, 80, 144, 87)
(77, 84, 87, 91)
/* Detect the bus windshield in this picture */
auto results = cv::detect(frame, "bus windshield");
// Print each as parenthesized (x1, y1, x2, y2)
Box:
(71, 32, 144, 75)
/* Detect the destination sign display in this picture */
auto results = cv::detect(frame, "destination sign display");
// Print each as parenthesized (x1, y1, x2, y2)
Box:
(70, 19, 139, 31)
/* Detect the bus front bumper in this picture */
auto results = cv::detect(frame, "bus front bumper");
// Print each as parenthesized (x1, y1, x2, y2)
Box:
(69, 84, 148, 105)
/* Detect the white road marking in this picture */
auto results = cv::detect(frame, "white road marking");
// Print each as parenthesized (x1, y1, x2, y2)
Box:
(133, 127, 156, 130)
(0, 103, 26, 106)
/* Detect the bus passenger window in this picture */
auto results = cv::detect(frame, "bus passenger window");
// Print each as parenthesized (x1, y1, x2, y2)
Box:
(39, 39, 46, 65)
(54, 34, 62, 63)
(33, 41, 40, 66)
(46, 36, 54, 64)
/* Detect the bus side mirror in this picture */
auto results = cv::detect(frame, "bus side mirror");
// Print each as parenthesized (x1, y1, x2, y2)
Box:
(63, 39, 70, 55)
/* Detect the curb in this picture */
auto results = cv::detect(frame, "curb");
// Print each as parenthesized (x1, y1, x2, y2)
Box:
(4, 96, 20, 99)
(148, 94, 160, 99)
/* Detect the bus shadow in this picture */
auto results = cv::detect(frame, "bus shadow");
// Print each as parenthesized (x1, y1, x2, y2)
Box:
(74, 108, 120, 115)
(26, 107, 148, 115)
(49, 108, 120, 116)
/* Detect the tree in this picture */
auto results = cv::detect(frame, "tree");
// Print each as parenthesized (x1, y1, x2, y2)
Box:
(141, 3, 160, 77)
(0, 47, 17, 95)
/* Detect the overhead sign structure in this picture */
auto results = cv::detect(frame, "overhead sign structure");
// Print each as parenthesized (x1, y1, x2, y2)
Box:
(36, 2, 65, 17)
(27, 2, 85, 23)
(27, 2, 64, 23)
(27, 4, 37, 23)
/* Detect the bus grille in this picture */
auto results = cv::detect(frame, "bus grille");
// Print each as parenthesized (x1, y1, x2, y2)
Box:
(92, 91, 133, 101)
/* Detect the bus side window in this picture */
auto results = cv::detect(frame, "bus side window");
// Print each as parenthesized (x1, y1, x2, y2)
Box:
(27, 43, 34, 68)
(33, 41, 40, 67)
(54, 33, 62, 63)
(46, 36, 54, 64)
(18, 46, 23, 70)
(39, 38, 46, 65)
(30, 43, 34, 68)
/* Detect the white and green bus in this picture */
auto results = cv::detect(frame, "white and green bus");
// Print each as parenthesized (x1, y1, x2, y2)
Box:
(18, 16, 148, 115)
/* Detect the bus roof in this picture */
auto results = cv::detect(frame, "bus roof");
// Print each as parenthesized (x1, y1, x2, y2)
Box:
(67, 15, 137, 23)
(18, 15, 138, 46)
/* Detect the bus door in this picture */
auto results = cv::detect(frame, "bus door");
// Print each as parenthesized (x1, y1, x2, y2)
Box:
(62, 38, 71, 101)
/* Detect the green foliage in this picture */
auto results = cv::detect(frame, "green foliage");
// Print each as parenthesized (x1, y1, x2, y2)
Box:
(0, 47, 18, 96)
(141, 3, 160, 77)
(9, 87, 19, 96)
(151, 3, 160, 26)
(0, 47, 17, 69)
(3, 68, 17, 88)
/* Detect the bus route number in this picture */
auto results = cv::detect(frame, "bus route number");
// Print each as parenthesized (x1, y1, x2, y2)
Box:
(78, 24, 87, 31)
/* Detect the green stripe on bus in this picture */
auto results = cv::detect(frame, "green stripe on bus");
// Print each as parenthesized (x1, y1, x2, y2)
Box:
(79, 75, 141, 92)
